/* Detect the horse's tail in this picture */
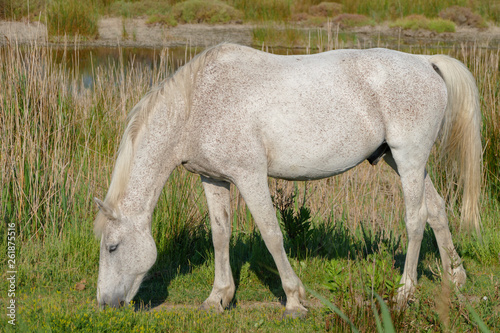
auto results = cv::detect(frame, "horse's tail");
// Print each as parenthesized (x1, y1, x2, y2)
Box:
(428, 55, 482, 234)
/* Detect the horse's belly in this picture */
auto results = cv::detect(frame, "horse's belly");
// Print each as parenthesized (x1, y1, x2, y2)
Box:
(265, 137, 381, 181)
(267, 159, 363, 180)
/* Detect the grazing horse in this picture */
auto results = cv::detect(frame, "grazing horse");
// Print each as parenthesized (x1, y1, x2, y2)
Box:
(94, 44, 482, 317)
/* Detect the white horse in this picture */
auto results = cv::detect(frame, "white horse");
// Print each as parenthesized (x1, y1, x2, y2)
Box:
(94, 44, 482, 317)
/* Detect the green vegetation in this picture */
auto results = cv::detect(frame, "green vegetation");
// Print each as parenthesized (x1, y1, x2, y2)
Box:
(340, 0, 499, 22)
(390, 15, 456, 33)
(252, 25, 308, 48)
(1, 34, 500, 331)
(0, 0, 498, 37)
(172, 0, 243, 24)
(232, 0, 293, 22)
(146, 13, 178, 27)
(46, 0, 99, 37)
(108, 0, 173, 19)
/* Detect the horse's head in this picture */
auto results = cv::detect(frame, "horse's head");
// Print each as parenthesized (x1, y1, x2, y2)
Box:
(94, 198, 157, 309)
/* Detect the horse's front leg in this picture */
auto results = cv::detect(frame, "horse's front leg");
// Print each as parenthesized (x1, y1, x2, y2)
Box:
(199, 176, 235, 312)
(234, 173, 307, 318)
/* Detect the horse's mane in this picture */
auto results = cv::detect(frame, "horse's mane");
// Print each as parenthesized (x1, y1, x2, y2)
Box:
(94, 45, 225, 236)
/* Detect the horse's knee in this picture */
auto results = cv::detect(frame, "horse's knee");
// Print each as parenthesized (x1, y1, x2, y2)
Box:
(406, 209, 427, 240)
(260, 227, 285, 248)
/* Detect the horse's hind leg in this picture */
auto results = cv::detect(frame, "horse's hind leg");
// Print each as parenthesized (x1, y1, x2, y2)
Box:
(425, 175, 466, 287)
(234, 173, 307, 318)
(383, 151, 428, 305)
(385, 152, 466, 289)
(199, 176, 235, 312)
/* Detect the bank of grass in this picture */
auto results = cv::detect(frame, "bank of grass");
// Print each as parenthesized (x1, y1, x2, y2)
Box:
(1, 38, 500, 331)
(231, 0, 499, 24)
(390, 15, 456, 33)
(341, 0, 500, 22)
(1, 0, 499, 37)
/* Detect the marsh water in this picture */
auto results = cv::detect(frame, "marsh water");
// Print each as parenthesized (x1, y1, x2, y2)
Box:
(34, 37, 499, 90)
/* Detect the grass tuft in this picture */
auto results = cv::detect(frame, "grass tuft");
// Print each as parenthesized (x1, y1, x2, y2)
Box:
(390, 14, 456, 33)
(332, 13, 375, 28)
(308, 2, 343, 18)
(439, 6, 488, 28)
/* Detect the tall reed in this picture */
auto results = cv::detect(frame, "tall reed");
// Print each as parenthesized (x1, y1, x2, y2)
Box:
(0, 42, 173, 241)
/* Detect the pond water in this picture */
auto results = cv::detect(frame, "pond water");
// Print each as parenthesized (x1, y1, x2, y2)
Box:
(49, 46, 198, 89)
(16, 39, 498, 90)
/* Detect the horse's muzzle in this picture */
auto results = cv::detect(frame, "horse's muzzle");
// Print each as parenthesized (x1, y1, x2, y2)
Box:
(97, 293, 126, 309)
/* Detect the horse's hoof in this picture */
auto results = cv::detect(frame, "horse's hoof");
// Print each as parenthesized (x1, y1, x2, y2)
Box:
(198, 301, 224, 314)
(392, 300, 408, 312)
(282, 307, 308, 320)
(452, 265, 467, 288)
(393, 291, 412, 311)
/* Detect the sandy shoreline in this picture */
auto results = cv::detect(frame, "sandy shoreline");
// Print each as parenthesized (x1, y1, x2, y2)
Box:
(1, 18, 499, 49)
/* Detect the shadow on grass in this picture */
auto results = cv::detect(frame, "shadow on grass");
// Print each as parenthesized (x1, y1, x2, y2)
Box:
(133, 221, 213, 309)
(133, 214, 443, 311)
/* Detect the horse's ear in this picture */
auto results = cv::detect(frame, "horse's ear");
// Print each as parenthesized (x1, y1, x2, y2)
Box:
(94, 198, 119, 220)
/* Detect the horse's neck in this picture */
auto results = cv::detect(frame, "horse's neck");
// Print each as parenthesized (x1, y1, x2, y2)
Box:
(118, 110, 181, 221)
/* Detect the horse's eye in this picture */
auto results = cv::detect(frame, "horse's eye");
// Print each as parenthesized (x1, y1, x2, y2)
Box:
(108, 244, 118, 253)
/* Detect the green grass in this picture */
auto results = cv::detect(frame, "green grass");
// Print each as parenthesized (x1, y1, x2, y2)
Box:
(231, 0, 294, 22)
(1, 39, 500, 331)
(0, 0, 44, 20)
(46, 0, 99, 37)
(146, 13, 178, 27)
(390, 15, 456, 33)
(4, 226, 500, 331)
(108, 0, 173, 18)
